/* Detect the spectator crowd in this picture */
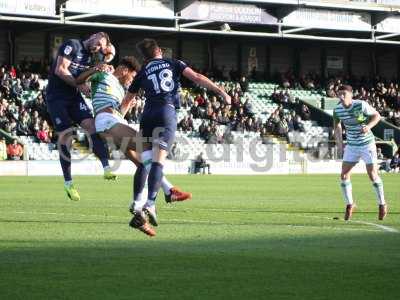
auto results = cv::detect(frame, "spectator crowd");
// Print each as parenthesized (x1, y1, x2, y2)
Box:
(278, 70, 400, 127)
(0, 63, 52, 160)
(0, 60, 400, 165)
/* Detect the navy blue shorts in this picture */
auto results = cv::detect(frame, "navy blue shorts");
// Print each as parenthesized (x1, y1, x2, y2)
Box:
(140, 104, 177, 151)
(46, 93, 93, 132)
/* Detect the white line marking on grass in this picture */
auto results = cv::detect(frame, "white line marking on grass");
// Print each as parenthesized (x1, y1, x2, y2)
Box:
(301, 214, 399, 233)
(164, 208, 400, 234)
(0, 211, 381, 233)
(349, 220, 399, 233)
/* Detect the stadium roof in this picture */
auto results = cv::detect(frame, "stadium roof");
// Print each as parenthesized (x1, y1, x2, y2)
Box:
(1, 0, 400, 45)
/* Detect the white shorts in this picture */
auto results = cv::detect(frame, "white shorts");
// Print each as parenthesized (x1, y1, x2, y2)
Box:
(95, 112, 128, 133)
(343, 143, 377, 165)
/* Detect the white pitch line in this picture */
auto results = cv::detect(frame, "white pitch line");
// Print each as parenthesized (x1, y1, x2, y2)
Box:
(0, 210, 384, 233)
(349, 220, 399, 233)
(165, 208, 400, 234)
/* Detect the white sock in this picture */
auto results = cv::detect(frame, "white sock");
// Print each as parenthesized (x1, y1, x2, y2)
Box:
(133, 190, 148, 212)
(161, 177, 173, 195)
(372, 177, 385, 205)
(140, 150, 153, 172)
(145, 199, 156, 208)
(104, 166, 111, 172)
(340, 179, 353, 205)
(64, 180, 73, 187)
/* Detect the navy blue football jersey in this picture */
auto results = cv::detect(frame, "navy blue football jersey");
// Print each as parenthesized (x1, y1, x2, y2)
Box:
(47, 39, 92, 98)
(128, 58, 188, 108)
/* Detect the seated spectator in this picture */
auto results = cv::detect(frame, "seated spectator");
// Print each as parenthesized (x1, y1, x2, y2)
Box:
(190, 101, 203, 119)
(234, 118, 246, 133)
(7, 139, 23, 160)
(391, 109, 400, 127)
(217, 111, 230, 125)
(36, 122, 52, 143)
(0, 109, 7, 129)
(206, 125, 220, 144)
(243, 99, 254, 116)
(11, 78, 23, 98)
(195, 93, 206, 106)
(17, 113, 31, 136)
(178, 115, 194, 133)
(293, 115, 304, 132)
(21, 74, 31, 90)
(194, 152, 211, 174)
(300, 104, 311, 120)
(198, 120, 207, 137)
(286, 115, 295, 132)
(29, 74, 40, 91)
(239, 76, 249, 93)
(377, 147, 384, 160)
(0, 137, 7, 160)
(390, 152, 400, 172)
(277, 117, 289, 142)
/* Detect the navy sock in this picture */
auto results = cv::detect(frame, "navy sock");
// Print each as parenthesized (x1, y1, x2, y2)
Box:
(59, 144, 72, 182)
(90, 134, 109, 168)
(134, 163, 148, 200)
(147, 162, 164, 201)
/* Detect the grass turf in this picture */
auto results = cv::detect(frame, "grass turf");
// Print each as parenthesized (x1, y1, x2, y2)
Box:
(0, 174, 399, 300)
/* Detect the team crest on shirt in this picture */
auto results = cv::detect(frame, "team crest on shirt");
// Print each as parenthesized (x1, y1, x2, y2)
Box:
(64, 46, 73, 55)
(354, 110, 366, 123)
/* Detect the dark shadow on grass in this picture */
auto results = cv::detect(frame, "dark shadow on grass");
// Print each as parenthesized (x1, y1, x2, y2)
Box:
(0, 232, 399, 300)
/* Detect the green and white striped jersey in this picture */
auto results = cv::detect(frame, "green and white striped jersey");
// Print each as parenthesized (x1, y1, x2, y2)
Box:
(333, 100, 376, 147)
(90, 72, 125, 115)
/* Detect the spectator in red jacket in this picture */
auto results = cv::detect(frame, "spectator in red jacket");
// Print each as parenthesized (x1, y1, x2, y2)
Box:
(7, 139, 23, 160)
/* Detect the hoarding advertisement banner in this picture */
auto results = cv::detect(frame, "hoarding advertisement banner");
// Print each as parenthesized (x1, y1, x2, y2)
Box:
(283, 8, 371, 31)
(0, 0, 55, 17)
(181, 1, 277, 25)
(65, 0, 174, 19)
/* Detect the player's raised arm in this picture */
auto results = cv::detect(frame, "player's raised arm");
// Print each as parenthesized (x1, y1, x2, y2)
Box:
(54, 42, 91, 97)
(75, 64, 113, 85)
(54, 56, 77, 87)
(75, 68, 98, 85)
(182, 67, 231, 104)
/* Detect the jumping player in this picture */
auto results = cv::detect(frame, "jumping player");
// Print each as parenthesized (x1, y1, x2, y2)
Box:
(46, 32, 117, 201)
(333, 85, 388, 221)
(76, 56, 192, 236)
(125, 38, 231, 236)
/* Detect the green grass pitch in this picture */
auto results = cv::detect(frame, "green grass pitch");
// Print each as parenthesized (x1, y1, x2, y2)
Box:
(0, 174, 399, 300)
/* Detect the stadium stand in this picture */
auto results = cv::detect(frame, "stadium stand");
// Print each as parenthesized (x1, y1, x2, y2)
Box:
(1, 61, 399, 164)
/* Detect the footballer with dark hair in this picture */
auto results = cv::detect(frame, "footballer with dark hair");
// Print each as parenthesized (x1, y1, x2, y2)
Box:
(46, 32, 117, 201)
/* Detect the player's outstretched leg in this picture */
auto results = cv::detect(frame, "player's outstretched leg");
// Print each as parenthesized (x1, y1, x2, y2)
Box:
(81, 118, 117, 180)
(140, 150, 192, 204)
(104, 124, 192, 212)
(340, 162, 356, 220)
(366, 163, 388, 220)
(58, 131, 80, 201)
(131, 163, 148, 213)
(91, 133, 117, 180)
(165, 186, 192, 203)
(144, 161, 164, 226)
